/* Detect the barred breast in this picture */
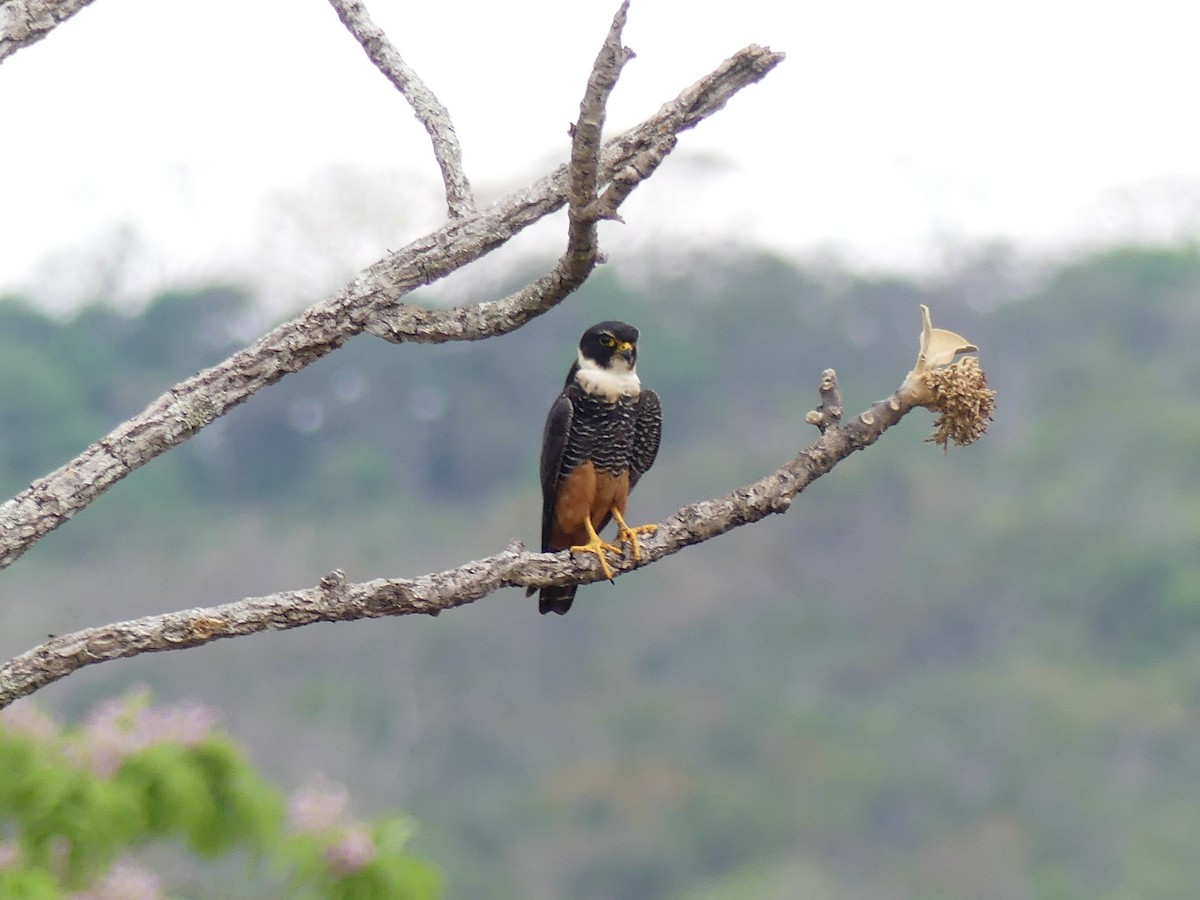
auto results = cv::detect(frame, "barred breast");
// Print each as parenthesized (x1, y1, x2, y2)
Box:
(560, 387, 637, 477)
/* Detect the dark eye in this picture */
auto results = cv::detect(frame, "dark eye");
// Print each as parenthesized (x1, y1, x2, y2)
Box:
(600, 335, 616, 348)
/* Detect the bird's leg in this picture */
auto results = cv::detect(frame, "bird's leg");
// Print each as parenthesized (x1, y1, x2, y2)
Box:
(570, 516, 622, 582)
(609, 507, 657, 562)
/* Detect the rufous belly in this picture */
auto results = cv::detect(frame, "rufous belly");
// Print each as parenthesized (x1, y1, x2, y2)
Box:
(551, 461, 630, 549)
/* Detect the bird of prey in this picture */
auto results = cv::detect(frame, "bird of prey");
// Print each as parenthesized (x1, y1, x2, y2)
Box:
(529, 321, 662, 615)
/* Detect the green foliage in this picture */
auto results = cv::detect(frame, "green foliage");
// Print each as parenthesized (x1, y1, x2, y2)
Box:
(0, 693, 439, 898)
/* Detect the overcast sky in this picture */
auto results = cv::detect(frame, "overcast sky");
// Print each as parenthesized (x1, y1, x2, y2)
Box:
(3, 0, 1199, 309)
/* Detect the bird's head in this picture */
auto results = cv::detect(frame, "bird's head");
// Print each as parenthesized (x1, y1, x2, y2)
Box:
(578, 320, 639, 373)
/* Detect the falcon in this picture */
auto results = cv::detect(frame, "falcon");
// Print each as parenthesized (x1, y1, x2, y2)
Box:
(529, 321, 662, 614)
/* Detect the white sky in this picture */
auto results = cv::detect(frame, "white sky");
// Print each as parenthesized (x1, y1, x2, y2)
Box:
(3, 0, 1200, 309)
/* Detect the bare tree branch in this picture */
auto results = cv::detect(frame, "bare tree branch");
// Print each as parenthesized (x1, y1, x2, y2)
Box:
(0, 41, 785, 572)
(0, 371, 922, 709)
(326, 0, 475, 218)
(568, 2, 633, 215)
(366, 3, 651, 344)
(0, 1, 998, 726)
(364, 42, 773, 342)
(0, 0, 97, 63)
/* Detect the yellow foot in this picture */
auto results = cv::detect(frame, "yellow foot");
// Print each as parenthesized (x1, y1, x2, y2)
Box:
(609, 507, 657, 562)
(570, 517, 622, 582)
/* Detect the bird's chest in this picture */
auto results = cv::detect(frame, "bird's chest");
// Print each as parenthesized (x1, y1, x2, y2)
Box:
(564, 392, 636, 475)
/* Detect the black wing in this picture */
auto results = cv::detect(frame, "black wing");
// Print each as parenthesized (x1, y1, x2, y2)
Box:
(538, 389, 574, 553)
(629, 388, 662, 491)
(531, 387, 578, 612)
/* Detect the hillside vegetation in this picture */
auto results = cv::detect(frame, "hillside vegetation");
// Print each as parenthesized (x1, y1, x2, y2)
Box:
(2, 244, 1199, 899)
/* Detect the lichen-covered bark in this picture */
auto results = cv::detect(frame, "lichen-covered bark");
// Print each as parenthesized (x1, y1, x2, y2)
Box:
(0, 0, 995, 713)
(326, 0, 476, 218)
(0, 39, 784, 570)
(0, 373, 917, 708)
(0, 0, 99, 62)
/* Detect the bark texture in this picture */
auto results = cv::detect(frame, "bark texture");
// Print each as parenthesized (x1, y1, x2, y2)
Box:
(0, 0, 995, 727)
(326, 0, 476, 218)
(0, 33, 783, 570)
(0, 373, 917, 708)
(0, 0, 97, 62)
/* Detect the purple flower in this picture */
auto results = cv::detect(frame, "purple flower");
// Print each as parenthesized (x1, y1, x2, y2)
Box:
(287, 777, 350, 834)
(74, 688, 217, 776)
(0, 700, 59, 740)
(71, 858, 164, 900)
(325, 826, 376, 876)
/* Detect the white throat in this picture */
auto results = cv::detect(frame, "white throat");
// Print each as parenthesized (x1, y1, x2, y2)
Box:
(575, 350, 641, 401)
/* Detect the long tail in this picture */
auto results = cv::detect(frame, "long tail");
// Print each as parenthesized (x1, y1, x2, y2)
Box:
(536, 585, 577, 615)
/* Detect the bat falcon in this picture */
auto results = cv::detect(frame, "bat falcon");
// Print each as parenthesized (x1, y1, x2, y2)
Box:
(529, 320, 662, 614)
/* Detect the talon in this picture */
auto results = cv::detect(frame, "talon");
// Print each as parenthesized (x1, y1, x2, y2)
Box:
(570, 516, 621, 582)
(609, 507, 657, 562)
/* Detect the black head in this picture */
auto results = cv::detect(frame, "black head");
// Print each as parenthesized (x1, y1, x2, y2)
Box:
(578, 320, 640, 369)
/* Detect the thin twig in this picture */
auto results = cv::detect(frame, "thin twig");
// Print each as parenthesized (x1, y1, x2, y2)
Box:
(326, 0, 475, 218)
(807, 368, 843, 433)
(0, 379, 917, 708)
(368, 2, 638, 342)
(568, 2, 633, 214)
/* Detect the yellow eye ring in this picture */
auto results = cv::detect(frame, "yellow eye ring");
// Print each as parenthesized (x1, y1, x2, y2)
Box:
(600, 335, 616, 348)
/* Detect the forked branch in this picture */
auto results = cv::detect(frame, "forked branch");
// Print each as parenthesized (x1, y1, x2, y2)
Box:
(0, 34, 784, 571)
(0, 326, 993, 709)
(367, 0, 645, 345)
(0, 369, 922, 708)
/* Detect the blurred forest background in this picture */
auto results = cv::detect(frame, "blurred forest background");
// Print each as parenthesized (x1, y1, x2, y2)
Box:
(2, 241, 1199, 899)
